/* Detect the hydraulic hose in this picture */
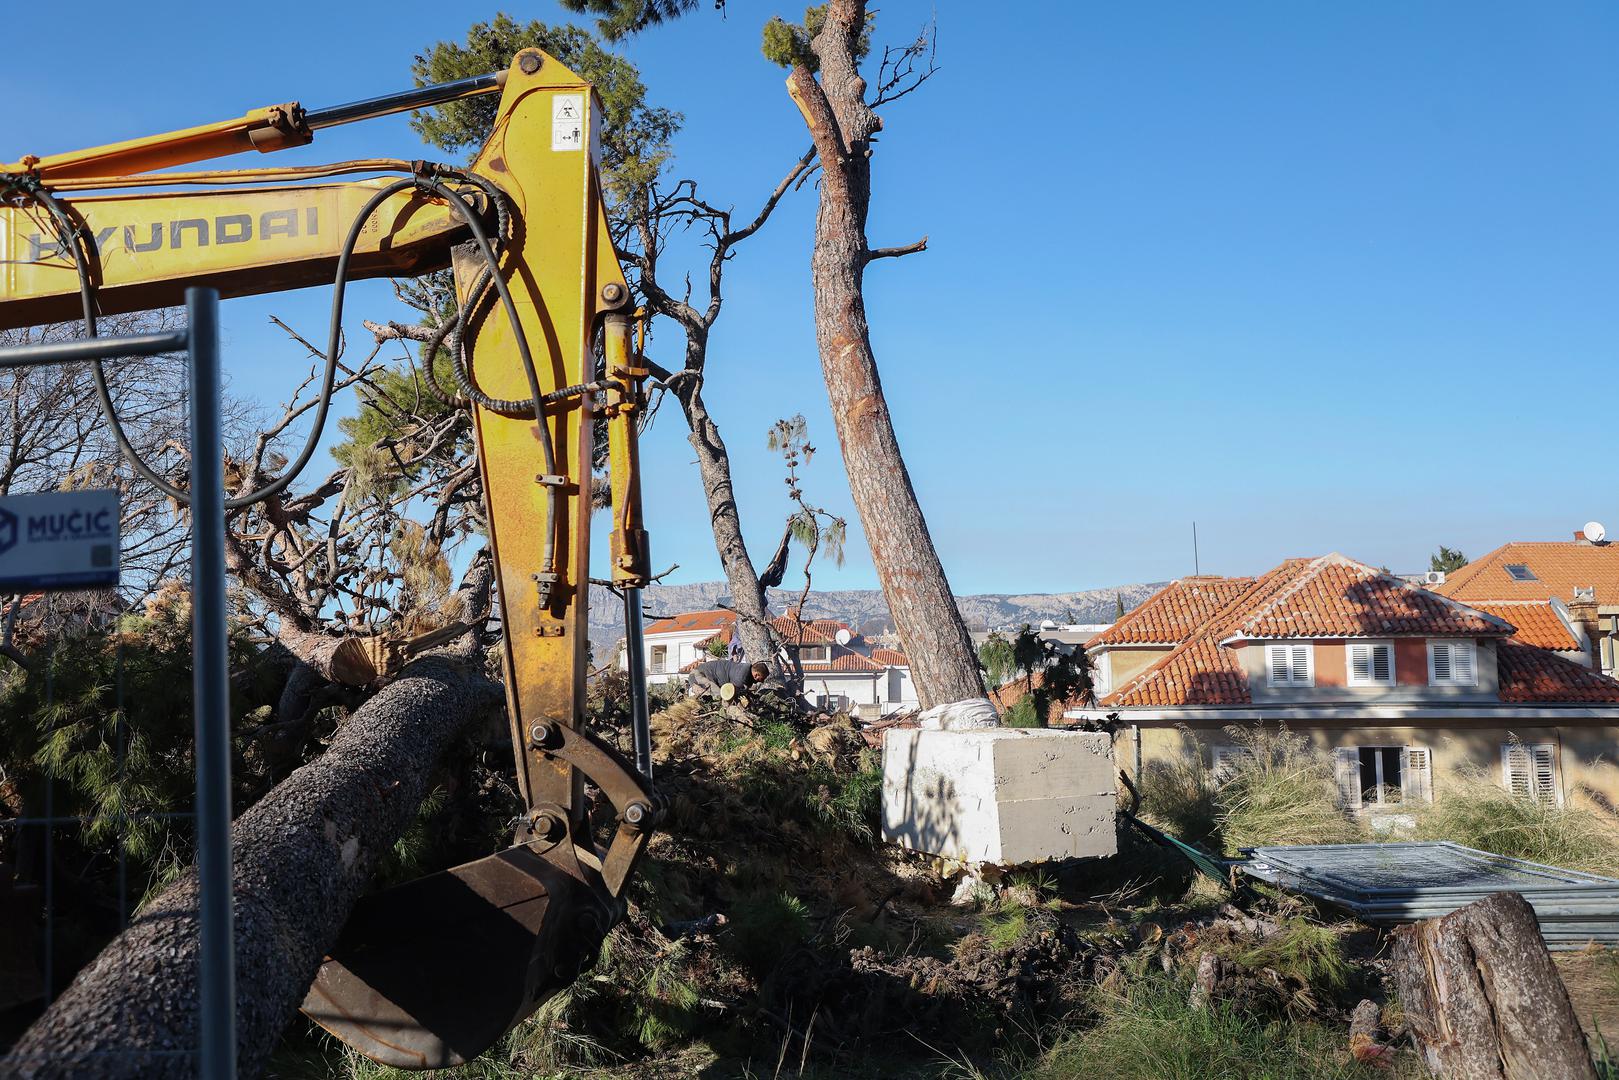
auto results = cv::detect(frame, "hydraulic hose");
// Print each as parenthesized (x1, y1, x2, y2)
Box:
(20, 165, 568, 597)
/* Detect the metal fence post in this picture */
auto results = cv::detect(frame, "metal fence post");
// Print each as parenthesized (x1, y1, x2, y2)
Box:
(623, 587, 652, 781)
(186, 287, 235, 1079)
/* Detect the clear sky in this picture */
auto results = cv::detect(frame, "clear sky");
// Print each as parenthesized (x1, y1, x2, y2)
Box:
(7, 2, 1618, 594)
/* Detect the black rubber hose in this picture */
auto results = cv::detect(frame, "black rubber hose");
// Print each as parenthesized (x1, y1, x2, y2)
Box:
(28, 178, 412, 510)
(31, 167, 566, 590)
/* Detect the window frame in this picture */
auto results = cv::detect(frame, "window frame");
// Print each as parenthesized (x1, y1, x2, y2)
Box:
(798, 644, 831, 663)
(1265, 642, 1315, 688)
(1502, 741, 1560, 806)
(1334, 744, 1433, 809)
(649, 644, 668, 674)
(1427, 640, 1478, 687)
(1346, 640, 1396, 687)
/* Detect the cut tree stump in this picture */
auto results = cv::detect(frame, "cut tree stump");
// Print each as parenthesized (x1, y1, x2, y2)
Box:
(1391, 890, 1597, 1080)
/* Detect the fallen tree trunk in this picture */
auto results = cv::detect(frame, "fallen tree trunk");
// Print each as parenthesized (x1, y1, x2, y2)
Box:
(5, 651, 499, 1079)
(1392, 890, 1596, 1080)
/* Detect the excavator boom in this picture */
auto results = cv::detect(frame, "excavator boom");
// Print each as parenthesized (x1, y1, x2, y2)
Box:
(0, 50, 656, 1070)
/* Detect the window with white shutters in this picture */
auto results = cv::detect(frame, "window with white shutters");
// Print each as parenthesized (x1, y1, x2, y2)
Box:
(1404, 746, 1433, 804)
(1333, 747, 1362, 809)
(1211, 746, 1255, 782)
(1334, 745, 1432, 808)
(1347, 642, 1395, 686)
(1428, 641, 1477, 686)
(1265, 643, 1314, 687)
(1502, 742, 1559, 805)
(650, 645, 668, 674)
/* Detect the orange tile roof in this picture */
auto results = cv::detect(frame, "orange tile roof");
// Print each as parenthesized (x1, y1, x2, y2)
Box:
(1231, 554, 1512, 640)
(688, 614, 849, 652)
(870, 647, 908, 666)
(1101, 555, 1606, 708)
(1088, 577, 1254, 647)
(1434, 541, 1619, 606)
(1497, 640, 1619, 703)
(1465, 601, 1581, 652)
(773, 617, 848, 646)
(1107, 560, 1309, 707)
(989, 671, 1086, 723)
(645, 608, 736, 635)
(800, 653, 885, 673)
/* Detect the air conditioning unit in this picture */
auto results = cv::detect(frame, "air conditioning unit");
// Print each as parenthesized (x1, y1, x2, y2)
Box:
(1424, 571, 1447, 585)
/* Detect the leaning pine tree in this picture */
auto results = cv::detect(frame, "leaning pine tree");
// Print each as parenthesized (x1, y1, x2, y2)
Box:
(763, 2, 985, 711)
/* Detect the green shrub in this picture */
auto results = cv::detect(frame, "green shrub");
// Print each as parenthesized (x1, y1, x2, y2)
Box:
(1226, 917, 1349, 994)
(1137, 727, 1360, 856)
(724, 890, 809, 978)
(1003, 696, 1043, 728)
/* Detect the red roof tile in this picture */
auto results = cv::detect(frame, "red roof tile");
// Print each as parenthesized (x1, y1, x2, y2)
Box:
(1465, 601, 1581, 652)
(1088, 577, 1253, 647)
(1101, 555, 1597, 709)
(1497, 640, 1619, 703)
(645, 608, 736, 635)
(800, 652, 885, 673)
(1434, 541, 1619, 606)
(1231, 555, 1512, 640)
(870, 647, 908, 666)
(1106, 561, 1311, 707)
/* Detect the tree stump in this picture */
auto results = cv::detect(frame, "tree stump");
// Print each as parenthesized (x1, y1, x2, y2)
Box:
(1392, 891, 1596, 1080)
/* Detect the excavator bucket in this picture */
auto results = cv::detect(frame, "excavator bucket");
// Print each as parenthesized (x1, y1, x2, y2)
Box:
(301, 842, 615, 1070)
(301, 715, 656, 1070)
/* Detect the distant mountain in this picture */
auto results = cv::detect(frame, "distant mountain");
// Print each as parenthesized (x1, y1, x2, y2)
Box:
(586, 580, 1167, 653)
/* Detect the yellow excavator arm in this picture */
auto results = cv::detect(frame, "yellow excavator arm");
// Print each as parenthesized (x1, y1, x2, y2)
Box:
(1, 49, 656, 1070)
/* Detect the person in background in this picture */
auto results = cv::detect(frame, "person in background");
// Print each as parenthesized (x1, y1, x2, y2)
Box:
(688, 659, 771, 700)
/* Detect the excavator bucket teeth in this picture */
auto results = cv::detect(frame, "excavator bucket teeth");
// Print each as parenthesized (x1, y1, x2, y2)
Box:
(300, 843, 607, 1071)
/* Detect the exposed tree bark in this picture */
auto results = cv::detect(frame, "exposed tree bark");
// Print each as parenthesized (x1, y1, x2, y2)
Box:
(1392, 891, 1597, 1080)
(784, 1, 982, 710)
(671, 348, 779, 663)
(620, 151, 813, 665)
(4, 566, 498, 1080)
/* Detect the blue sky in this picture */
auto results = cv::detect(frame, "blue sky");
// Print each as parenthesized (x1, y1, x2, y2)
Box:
(7, 2, 1618, 594)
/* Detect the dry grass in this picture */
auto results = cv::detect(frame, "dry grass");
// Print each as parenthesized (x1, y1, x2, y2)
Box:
(1216, 727, 1363, 853)
(1414, 768, 1619, 876)
(1138, 726, 1362, 856)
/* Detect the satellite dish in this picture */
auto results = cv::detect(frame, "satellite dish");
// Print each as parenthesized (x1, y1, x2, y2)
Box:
(834, 628, 853, 646)
(1587, 521, 1608, 544)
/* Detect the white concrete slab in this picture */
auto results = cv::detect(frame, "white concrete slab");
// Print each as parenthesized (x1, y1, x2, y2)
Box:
(881, 728, 1118, 865)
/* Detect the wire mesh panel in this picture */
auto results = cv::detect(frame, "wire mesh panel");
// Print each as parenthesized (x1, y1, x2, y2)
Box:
(0, 600, 205, 1070)
(1240, 841, 1619, 947)
(0, 293, 230, 1077)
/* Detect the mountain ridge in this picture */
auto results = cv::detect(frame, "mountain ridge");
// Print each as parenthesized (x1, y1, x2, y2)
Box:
(586, 580, 1167, 651)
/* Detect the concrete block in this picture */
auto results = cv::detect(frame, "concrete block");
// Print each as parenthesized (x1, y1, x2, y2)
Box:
(881, 727, 1118, 865)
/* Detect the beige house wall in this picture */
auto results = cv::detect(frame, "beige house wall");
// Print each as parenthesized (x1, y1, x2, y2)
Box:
(1118, 718, 1619, 807)
(1105, 647, 1173, 688)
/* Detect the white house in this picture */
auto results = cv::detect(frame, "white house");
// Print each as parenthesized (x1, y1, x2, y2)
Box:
(638, 609, 736, 686)
(633, 608, 920, 717)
